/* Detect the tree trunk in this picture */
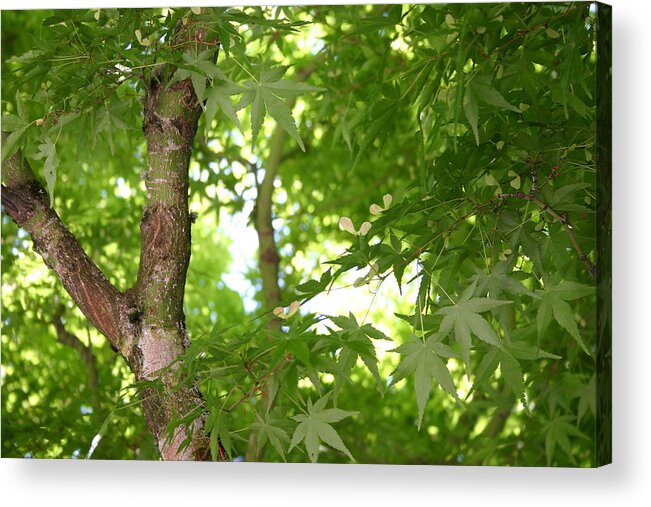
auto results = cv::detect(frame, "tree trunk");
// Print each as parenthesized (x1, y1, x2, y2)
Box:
(126, 76, 208, 461)
(1, 74, 211, 461)
(244, 126, 286, 462)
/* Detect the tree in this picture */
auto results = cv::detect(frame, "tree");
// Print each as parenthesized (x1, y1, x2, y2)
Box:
(1, 3, 610, 466)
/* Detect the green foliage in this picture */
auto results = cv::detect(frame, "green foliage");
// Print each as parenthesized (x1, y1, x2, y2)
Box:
(2, 3, 602, 466)
(391, 335, 459, 429)
(289, 393, 357, 463)
(235, 65, 324, 150)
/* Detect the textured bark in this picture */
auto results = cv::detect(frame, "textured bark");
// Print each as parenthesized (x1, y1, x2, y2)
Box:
(125, 76, 208, 461)
(1, 66, 212, 461)
(1, 150, 125, 351)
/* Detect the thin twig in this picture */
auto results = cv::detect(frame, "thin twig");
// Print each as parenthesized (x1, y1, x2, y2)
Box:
(498, 169, 596, 278)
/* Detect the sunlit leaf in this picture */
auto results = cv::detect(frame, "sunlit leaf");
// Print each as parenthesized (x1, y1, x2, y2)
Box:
(288, 394, 357, 463)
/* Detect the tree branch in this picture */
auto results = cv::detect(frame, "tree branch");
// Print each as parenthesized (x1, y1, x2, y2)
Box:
(1, 147, 125, 350)
(498, 170, 596, 277)
(254, 125, 286, 319)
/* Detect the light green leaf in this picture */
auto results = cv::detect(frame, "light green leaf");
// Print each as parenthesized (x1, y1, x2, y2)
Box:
(251, 413, 290, 461)
(452, 314, 472, 373)
(289, 395, 357, 463)
(205, 85, 243, 135)
(391, 335, 460, 429)
(361, 324, 392, 341)
(536, 281, 593, 355)
(473, 267, 535, 298)
(546, 27, 561, 39)
(536, 293, 553, 338)
(312, 420, 353, 459)
(207, 410, 233, 460)
(508, 341, 561, 360)
(289, 416, 307, 450)
(548, 281, 595, 300)
(437, 297, 510, 374)
(499, 353, 524, 401)
(471, 81, 520, 113)
(314, 408, 358, 423)
(262, 88, 305, 150)
(329, 315, 387, 388)
(1, 125, 28, 163)
(15, 91, 28, 121)
(250, 90, 265, 145)
(551, 296, 590, 355)
(34, 137, 59, 208)
(240, 67, 322, 150)
(2, 113, 28, 132)
(577, 375, 596, 421)
(463, 89, 479, 145)
(262, 80, 325, 97)
(463, 298, 512, 313)
(473, 348, 500, 387)
(190, 72, 207, 102)
(544, 416, 588, 466)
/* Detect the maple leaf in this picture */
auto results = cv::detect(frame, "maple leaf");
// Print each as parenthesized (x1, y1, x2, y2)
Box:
(33, 137, 59, 208)
(544, 415, 589, 466)
(328, 312, 391, 389)
(390, 334, 459, 429)
(536, 281, 594, 356)
(236, 66, 324, 150)
(435, 283, 512, 375)
(288, 394, 358, 463)
(250, 412, 290, 461)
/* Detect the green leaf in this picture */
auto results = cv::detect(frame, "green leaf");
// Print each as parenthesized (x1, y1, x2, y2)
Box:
(262, 80, 325, 97)
(391, 335, 459, 429)
(473, 348, 500, 387)
(289, 394, 357, 462)
(251, 413, 290, 461)
(206, 410, 233, 461)
(15, 90, 28, 121)
(262, 88, 305, 150)
(1, 114, 28, 132)
(548, 281, 594, 300)
(536, 281, 593, 355)
(436, 297, 511, 374)
(249, 89, 265, 145)
(473, 267, 535, 299)
(329, 315, 388, 388)
(508, 341, 561, 360)
(551, 296, 590, 355)
(463, 89, 479, 145)
(33, 137, 59, 207)
(240, 67, 323, 150)
(361, 324, 392, 341)
(470, 80, 520, 113)
(499, 353, 524, 401)
(205, 84, 243, 135)
(536, 293, 553, 339)
(1, 125, 28, 163)
(577, 375, 596, 421)
(190, 72, 207, 103)
(544, 416, 588, 466)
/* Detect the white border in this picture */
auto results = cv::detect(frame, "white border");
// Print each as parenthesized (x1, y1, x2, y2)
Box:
(1, 0, 650, 505)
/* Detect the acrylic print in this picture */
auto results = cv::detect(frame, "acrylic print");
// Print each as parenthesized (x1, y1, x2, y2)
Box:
(1, 3, 611, 466)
